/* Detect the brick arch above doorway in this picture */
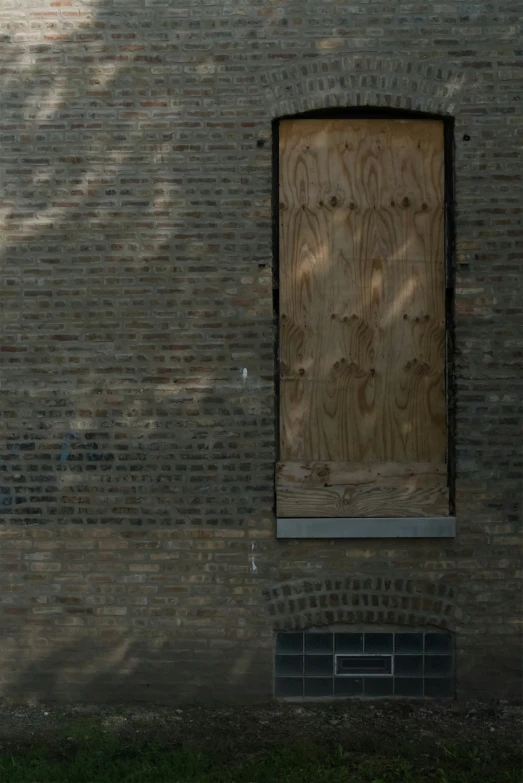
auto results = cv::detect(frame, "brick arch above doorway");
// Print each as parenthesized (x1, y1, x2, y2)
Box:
(254, 55, 482, 119)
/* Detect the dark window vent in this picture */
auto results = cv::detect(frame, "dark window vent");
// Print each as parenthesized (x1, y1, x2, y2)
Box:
(275, 631, 454, 699)
(336, 655, 392, 676)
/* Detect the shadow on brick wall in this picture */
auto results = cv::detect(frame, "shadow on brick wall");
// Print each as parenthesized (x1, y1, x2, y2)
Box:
(0, 630, 273, 703)
(0, 2, 276, 701)
(1, 2, 521, 705)
(0, 1, 275, 529)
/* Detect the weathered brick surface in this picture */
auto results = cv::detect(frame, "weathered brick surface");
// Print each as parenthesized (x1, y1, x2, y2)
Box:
(0, 1, 521, 701)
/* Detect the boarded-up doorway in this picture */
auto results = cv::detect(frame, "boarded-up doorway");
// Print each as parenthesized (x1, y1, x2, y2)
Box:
(276, 116, 453, 534)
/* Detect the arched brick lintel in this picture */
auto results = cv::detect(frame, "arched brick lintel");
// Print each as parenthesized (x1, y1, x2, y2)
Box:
(257, 55, 478, 119)
(262, 575, 463, 632)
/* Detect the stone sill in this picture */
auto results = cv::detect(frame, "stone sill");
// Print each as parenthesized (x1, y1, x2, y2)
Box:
(276, 517, 456, 539)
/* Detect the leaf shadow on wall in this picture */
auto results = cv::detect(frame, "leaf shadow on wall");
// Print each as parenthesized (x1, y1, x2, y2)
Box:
(0, 3, 275, 526)
(0, 2, 275, 701)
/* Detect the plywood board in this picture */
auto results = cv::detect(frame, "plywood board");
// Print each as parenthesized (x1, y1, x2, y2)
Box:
(276, 461, 449, 518)
(278, 119, 446, 466)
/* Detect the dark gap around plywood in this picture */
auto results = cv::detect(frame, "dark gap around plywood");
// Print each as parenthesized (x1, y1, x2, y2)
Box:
(444, 119, 457, 517)
(271, 117, 281, 519)
(277, 107, 453, 122)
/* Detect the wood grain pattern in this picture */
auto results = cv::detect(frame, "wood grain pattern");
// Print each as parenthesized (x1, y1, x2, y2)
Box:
(276, 461, 449, 518)
(279, 119, 446, 466)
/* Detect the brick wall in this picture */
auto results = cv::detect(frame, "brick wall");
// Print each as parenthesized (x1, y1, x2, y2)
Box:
(0, 0, 521, 701)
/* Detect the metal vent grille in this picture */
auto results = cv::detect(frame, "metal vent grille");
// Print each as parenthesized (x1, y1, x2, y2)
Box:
(275, 631, 454, 699)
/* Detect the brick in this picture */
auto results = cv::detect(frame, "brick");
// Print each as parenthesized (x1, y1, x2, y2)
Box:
(0, 0, 520, 704)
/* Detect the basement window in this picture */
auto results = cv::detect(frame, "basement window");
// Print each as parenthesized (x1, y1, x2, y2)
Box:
(274, 630, 454, 699)
(274, 112, 455, 538)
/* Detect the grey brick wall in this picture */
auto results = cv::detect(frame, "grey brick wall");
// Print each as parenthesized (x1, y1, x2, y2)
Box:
(0, 0, 521, 701)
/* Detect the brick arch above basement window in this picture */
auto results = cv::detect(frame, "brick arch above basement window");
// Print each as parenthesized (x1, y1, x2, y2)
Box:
(262, 574, 465, 632)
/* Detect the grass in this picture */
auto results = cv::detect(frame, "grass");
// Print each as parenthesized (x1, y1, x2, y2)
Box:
(0, 720, 520, 783)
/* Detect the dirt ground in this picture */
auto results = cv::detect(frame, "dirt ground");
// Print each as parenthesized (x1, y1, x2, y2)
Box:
(0, 699, 520, 756)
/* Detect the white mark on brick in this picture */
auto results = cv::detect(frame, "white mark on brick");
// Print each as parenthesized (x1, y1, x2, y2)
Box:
(242, 367, 248, 384)
(444, 73, 466, 98)
(250, 542, 257, 573)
